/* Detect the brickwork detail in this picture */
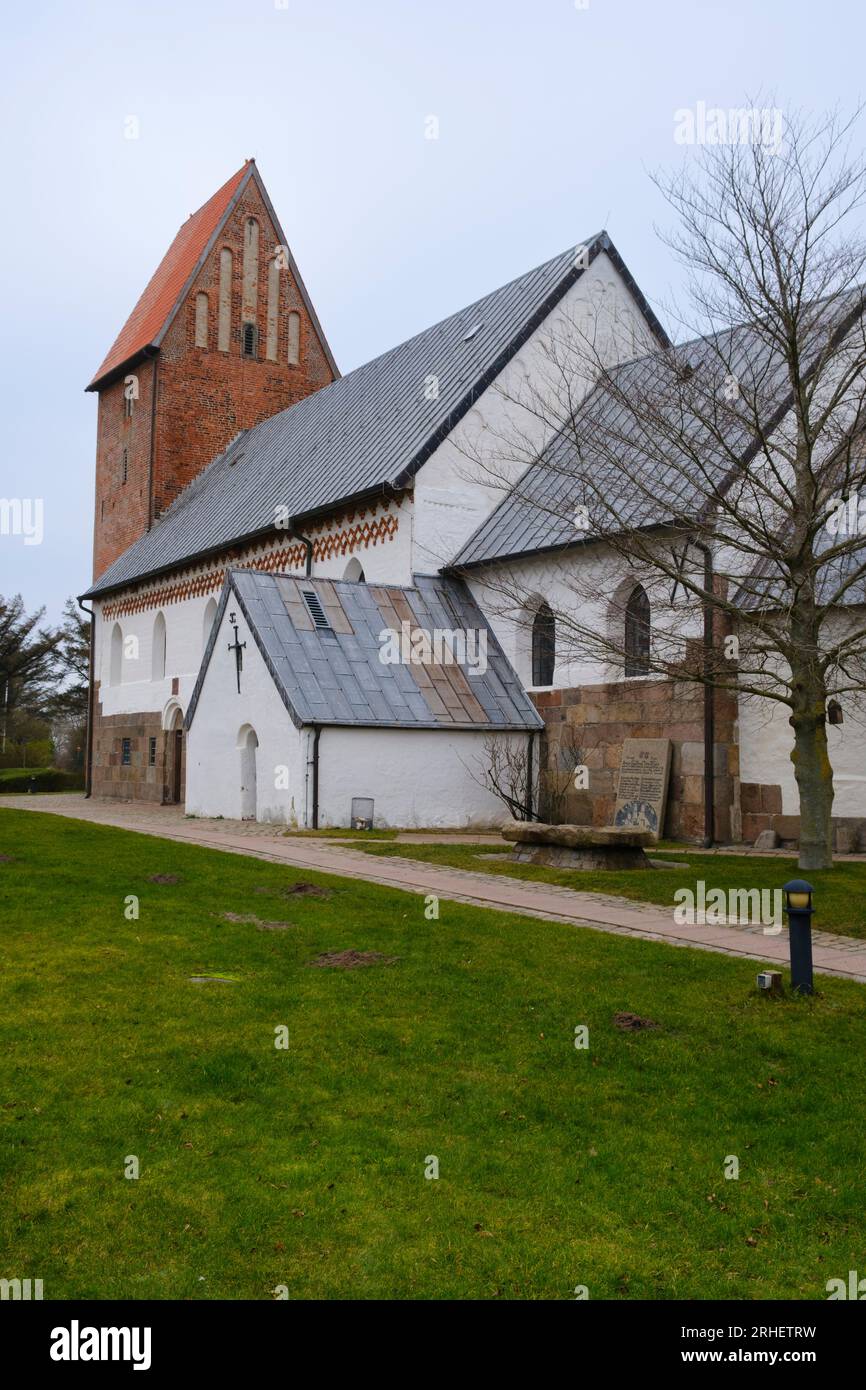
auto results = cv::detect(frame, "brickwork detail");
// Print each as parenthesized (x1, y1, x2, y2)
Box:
(92, 171, 336, 579)
(100, 505, 399, 619)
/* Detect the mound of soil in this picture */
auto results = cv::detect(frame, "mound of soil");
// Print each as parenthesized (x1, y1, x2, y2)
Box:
(613, 1011, 659, 1031)
(255, 881, 332, 900)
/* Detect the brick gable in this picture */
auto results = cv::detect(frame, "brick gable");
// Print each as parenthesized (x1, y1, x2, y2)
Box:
(90, 162, 336, 579)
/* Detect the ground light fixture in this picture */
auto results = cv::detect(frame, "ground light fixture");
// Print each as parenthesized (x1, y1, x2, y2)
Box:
(783, 878, 815, 994)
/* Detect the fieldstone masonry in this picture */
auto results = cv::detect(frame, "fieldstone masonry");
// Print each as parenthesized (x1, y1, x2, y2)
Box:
(532, 676, 740, 845)
(90, 684, 185, 804)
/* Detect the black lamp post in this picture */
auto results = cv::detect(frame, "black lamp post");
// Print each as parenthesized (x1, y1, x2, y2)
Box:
(783, 879, 814, 995)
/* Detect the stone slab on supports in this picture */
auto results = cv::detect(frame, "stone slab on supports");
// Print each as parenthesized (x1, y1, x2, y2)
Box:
(502, 820, 654, 870)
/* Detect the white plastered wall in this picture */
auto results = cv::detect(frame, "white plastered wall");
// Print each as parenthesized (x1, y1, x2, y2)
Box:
(738, 608, 866, 817)
(314, 726, 534, 829)
(412, 250, 660, 574)
(466, 542, 704, 694)
(94, 590, 218, 723)
(185, 602, 306, 824)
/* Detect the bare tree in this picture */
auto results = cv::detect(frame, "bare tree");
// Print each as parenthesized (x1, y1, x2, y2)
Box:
(467, 726, 595, 824)
(468, 736, 537, 822)
(453, 105, 866, 869)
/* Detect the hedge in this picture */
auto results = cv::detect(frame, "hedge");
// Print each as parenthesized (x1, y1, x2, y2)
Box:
(0, 768, 85, 793)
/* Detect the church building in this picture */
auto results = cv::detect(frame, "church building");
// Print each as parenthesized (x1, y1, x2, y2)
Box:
(79, 162, 866, 843)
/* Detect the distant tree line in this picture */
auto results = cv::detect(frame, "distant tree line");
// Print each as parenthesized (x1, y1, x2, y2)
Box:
(0, 594, 89, 771)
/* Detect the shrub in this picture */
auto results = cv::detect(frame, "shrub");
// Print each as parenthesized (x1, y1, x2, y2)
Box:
(0, 767, 84, 793)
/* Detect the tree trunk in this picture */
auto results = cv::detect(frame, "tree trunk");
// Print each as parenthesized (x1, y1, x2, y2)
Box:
(789, 694, 835, 871)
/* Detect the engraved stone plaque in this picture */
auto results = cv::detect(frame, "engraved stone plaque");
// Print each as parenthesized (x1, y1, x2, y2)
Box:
(613, 738, 672, 838)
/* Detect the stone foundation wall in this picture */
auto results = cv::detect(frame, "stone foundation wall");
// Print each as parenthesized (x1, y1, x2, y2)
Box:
(740, 783, 865, 851)
(90, 684, 185, 803)
(532, 678, 739, 844)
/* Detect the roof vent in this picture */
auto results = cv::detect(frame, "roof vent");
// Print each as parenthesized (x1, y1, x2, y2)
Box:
(463, 322, 483, 341)
(301, 588, 331, 630)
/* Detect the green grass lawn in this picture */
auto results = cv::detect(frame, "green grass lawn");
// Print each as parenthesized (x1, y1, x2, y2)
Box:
(1, 806, 865, 1301)
(349, 840, 866, 939)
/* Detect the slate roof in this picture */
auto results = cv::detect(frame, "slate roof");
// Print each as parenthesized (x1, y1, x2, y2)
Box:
(87, 160, 337, 390)
(453, 290, 866, 569)
(83, 232, 668, 599)
(185, 570, 544, 733)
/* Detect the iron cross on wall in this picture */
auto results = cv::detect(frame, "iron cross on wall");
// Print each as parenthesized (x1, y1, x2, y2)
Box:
(228, 612, 246, 693)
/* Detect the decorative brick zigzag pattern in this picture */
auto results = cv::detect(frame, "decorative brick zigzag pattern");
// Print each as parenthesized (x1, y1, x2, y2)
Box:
(101, 512, 399, 619)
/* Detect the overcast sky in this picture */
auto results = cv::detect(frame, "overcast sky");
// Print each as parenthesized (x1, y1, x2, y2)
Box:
(1, 0, 863, 625)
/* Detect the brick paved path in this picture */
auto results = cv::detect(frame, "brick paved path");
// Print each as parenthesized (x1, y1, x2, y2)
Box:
(4, 794, 866, 983)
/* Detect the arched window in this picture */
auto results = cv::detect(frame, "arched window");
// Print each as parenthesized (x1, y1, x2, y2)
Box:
(151, 611, 167, 681)
(343, 557, 365, 582)
(531, 603, 555, 686)
(287, 310, 301, 366)
(624, 584, 651, 676)
(109, 622, 123, 686)
(202, 597, 218, 651)
(194, 292, 209, 348)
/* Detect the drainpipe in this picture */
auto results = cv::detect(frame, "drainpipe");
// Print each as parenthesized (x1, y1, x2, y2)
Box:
(525, 731, 535, 821)
(693, 541, 715, 849)
(311, 725, 321, 829)
(146, 352, 159, 530)
(292, 529, 314, 576)
(77, 597, 95, 798)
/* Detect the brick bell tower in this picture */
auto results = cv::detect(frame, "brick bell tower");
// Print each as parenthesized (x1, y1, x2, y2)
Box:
(87, 160, 338, 580)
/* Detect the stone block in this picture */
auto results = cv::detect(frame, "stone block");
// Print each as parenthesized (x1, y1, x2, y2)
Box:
(754, 828, 779, 850)
(761, 784, 783, 815)
(604, 743, 623, 770)
(834, 823, 860, 853)
(742, 812, 771, 842)
(771, 815, 800, 842)
(678, 741, 705, 775)
(682, 774, 704, 805)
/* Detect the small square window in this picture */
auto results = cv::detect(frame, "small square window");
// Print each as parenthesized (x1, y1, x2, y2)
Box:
(121, 738, 132, 766)
(148, 737, 157, 766)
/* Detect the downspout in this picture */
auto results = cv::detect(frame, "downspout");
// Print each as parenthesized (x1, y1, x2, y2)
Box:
(525, 731, 535, 821)
(77, 597, 95, 798)
(694, 541, 715, 849)
(311, 725, 321, 829)
(293, 530, 314, 576)
(146, 353, 159, 529)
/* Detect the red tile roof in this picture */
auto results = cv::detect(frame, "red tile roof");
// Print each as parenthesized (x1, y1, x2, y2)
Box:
(87, 161, 252, 389)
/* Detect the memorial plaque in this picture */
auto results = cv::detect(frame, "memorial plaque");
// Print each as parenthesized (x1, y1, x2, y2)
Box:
(613, 738, 672, 838)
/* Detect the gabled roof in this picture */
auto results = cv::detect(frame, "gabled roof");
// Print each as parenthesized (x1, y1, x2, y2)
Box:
(185, 570, 544, 733)
(86, 160, 337, 390)
(451, 289, 866, 569)
(83, 231, 667, 598)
